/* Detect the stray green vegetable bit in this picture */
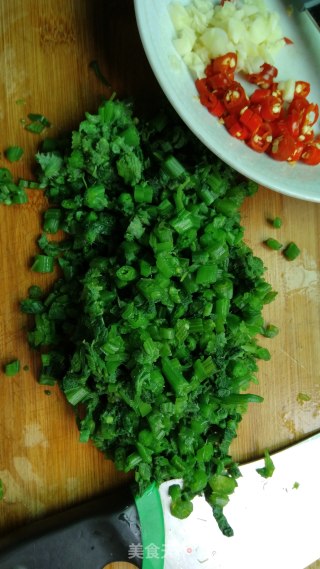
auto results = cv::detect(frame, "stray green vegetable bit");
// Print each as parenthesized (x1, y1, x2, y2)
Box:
(0, 479, 4, 500)
(256, 449, 275, 478)
(22, 98, 277, 536)
(283, 242, 301, 261)
(261, 323, 279, 339)
(31, 254, 54, 273)
(264, 238, 282, 251)
(0, 167, 28, 205)
(271, 216, 282, 229)
(292, 481, 300, 490)
(4, 359, 20, 377)
(25, 113, 51, 134)
(5, 145, 24, 163)
(296, 392, 311, 404)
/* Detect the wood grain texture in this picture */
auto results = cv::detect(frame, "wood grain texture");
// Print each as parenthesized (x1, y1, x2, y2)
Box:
(0, 1, 319, 567)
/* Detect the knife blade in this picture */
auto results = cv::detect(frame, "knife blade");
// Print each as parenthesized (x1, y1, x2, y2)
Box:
(293, 0, 320, 30)
(0, 433, 319, 569)
(306, 4, 320, 30)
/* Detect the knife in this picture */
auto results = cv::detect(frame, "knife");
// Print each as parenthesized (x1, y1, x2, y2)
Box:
(293, 0, 320, 30)
(0, 433, 319, 569)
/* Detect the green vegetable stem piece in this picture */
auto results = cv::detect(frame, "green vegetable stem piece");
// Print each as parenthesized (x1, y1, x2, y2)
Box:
(261, 323, 279, 338)
(264, 238, 282, 251)
(256, 449, 275, 478)
(4, 359, 20, 376)
(272, 216, 282, 228)
(283, 242, 301, 261)
(25, 113, 51, 134)
(43, 209, 61, 234)
(5, 146, 24, 163)
(31, 255, 54, 273)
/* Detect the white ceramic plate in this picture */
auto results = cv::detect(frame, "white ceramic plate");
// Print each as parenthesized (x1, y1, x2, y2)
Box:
(134, 0, 320, 202)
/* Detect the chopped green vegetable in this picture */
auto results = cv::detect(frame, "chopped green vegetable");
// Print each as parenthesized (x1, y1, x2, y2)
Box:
(261, 323, 279, 338)
(270, 216, 282, 229)
(18, 179, 44, 189)
(264, 238, 282, 251)
(43, 208, 62, 234)
(22, 98, 276, 536)
(28, 113, 51, 126)
(25, 122, 46, 134)
(283, 242, 300, 261)
(25, 113, 51, 134)
(256, 449, 275, 478)
(292, 481, 300, 489)
(31, 254, 54, 273)
(4, 359, 20, 377)
(0, 479, 4, 500)
(0, 167, 28, 205)
(296, 392, 311, 404)
(5, 146, 24, 163)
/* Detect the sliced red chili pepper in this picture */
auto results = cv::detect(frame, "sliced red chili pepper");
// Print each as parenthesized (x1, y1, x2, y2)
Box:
(211, 52, 237, 77)
(302, 102, 319, 127)
(239, 106, 263, 133)
(294, 80, 310, 99)
(195, 79, 225, 116)
(249, 88, 271, 104)
(223, 82, 247, 114)
(196, 54, 318, 167)
(298, 126, 314, 144)
(300, 136, 320, 165)
(288, 96, 309, 114)
(224, 114, 250, 140)
(287, 99, 318, 141)
(269, 119, 286, 138)
(195, 78, 209, 102)
(206, 72, 233, 94)
(206, 93, 225, 117)
(287, 140, 305, 163)
(282, 112, 300, 138)
(260, 95, 282, 122)
(269, 134, 297, 161)
(284, 36, 294, 45)
(245, 63, 278, 89)
(247, 122, 273, 153)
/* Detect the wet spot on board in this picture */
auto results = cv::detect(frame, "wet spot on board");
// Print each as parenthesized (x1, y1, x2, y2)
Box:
(282, 251, 319, 302)
(23, 423, 49, 448)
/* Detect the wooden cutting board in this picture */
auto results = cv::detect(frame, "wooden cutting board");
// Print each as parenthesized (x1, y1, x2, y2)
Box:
(0, 1, 319, 567)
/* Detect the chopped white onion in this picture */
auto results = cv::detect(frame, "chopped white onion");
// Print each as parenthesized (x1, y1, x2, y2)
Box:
(169, 0, 286, 77)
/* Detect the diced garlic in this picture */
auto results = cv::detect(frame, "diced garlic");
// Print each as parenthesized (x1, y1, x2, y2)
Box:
(277, 79, 295, 102)
(169, 3, 192, 32)
(169, 0, 286, 75)
(200, 27, 231, 59)
(227, 18, 246, 44)
(173, 27, 196, 57)
(183, 52, 207, 78)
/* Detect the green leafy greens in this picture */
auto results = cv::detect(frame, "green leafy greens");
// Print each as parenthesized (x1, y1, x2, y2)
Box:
(21, 98, 277, 536)
(256, 449, 275, 478)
